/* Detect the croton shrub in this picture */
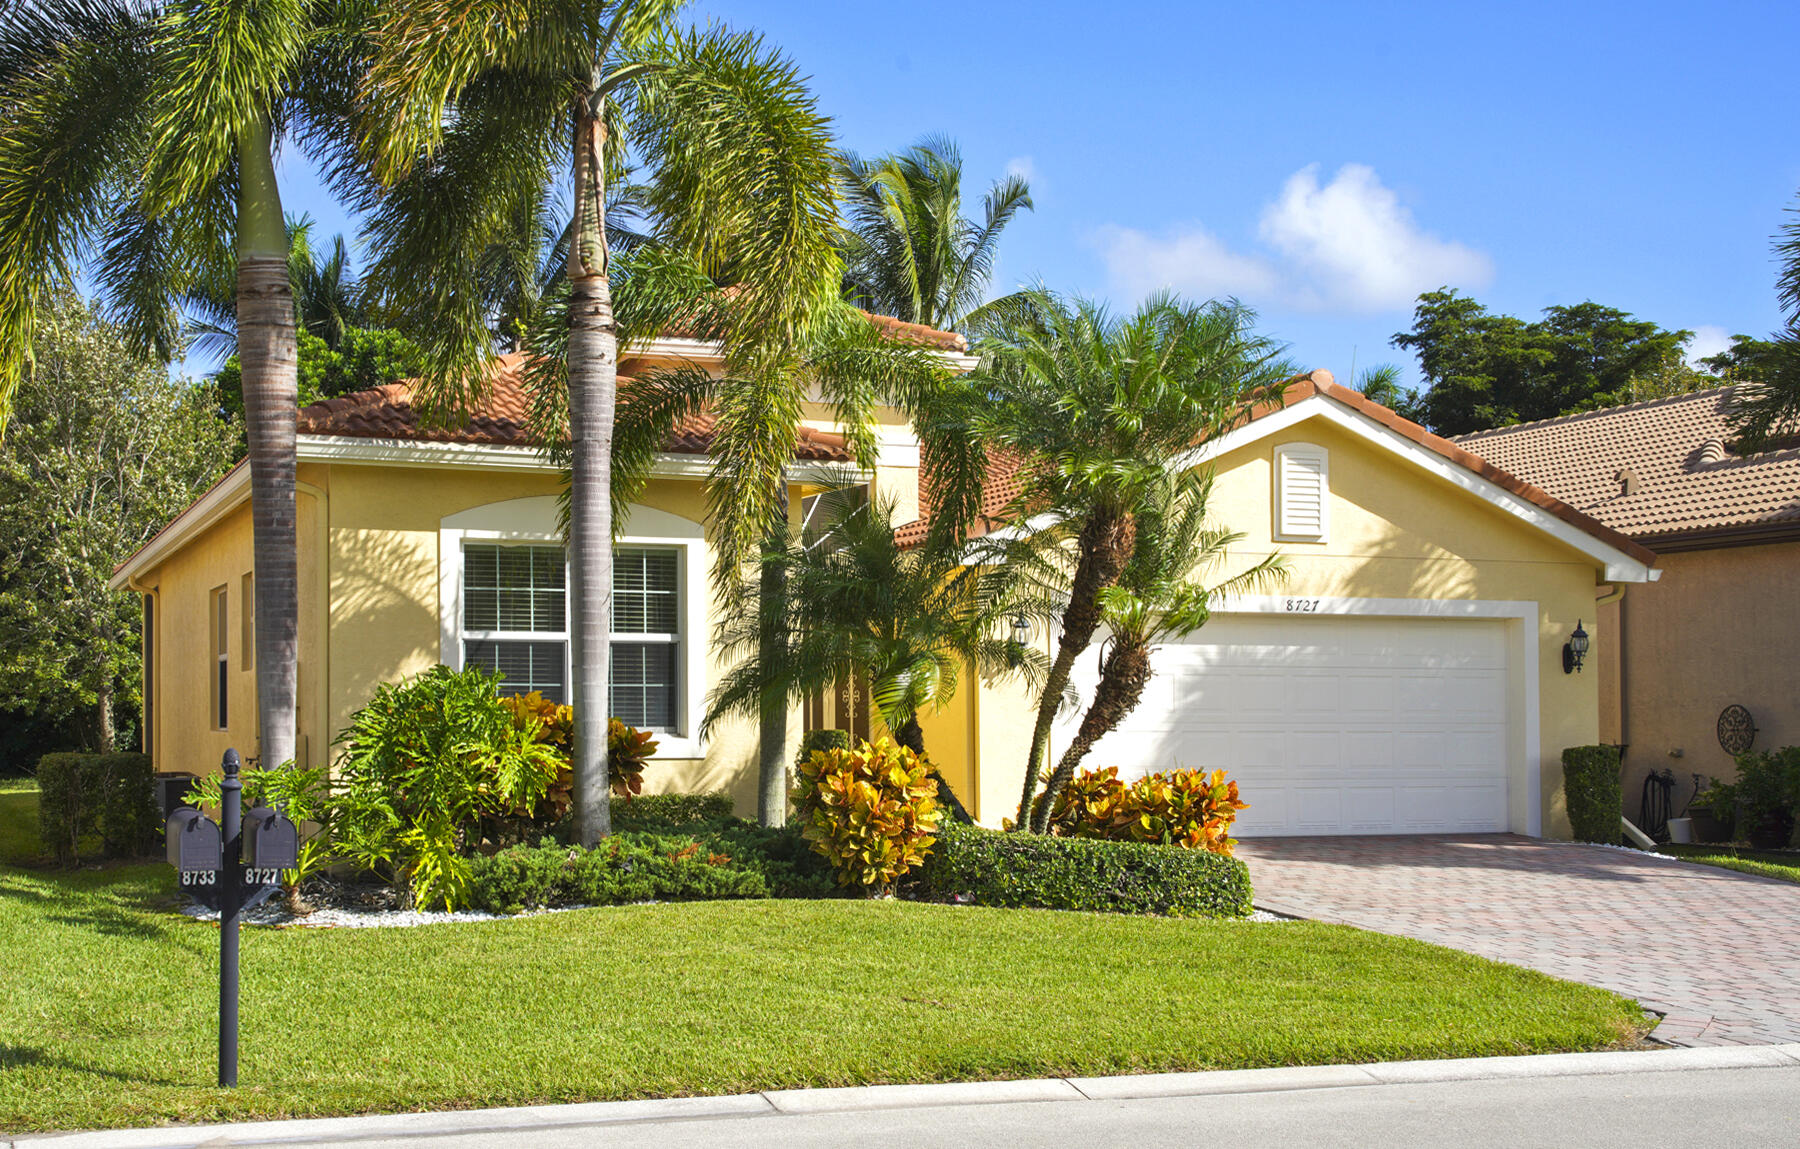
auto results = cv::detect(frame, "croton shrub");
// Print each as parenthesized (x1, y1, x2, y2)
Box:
(1046, 766, 1249, 856)
(792, 736, 942, 893)
(499, 690, 659, 811)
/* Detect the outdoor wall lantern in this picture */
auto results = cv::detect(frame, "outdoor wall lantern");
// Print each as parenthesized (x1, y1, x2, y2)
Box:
(1011, 612, 1033, 646)
(1562, 619, 1590, 675)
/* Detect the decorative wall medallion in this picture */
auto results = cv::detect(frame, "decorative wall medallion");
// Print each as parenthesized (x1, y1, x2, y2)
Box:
(1717, 704, 1757, 755)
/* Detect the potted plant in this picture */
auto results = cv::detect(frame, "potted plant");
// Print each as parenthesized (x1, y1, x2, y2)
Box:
(1687, 779, 1736, 843)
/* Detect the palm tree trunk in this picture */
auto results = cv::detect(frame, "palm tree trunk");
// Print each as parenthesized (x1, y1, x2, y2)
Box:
(757, 480, 790, 826)
(568, 93, 616, 846)
(894, 715, 973, 825)
(1013, 507, 1135, 827)
(1029, 638, 1153, 832)
(236, 114, 299, 773)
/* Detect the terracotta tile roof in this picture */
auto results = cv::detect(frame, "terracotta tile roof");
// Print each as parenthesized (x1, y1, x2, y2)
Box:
(892, 451, 1028, 549)
(1454, 386, 1800, 544)
(896, 370, 1658, 567)
(296, 353, 854, 462)
(863, 313, 969, 353)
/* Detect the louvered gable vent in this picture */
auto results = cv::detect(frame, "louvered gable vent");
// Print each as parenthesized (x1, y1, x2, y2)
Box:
(1274, 443, 1329, 541)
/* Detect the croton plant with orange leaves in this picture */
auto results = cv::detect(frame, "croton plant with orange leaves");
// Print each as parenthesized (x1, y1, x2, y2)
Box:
(499, 692, 658, 819)
(1046, 766, 1248, 856)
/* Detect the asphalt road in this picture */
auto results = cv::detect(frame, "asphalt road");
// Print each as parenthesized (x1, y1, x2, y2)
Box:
(260, 1065, 1800, 1149)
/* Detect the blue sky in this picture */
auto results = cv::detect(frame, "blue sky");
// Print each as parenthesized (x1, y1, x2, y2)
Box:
(280, 0, 1800, 385)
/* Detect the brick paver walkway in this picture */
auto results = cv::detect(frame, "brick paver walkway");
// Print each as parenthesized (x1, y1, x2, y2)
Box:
(1235, 835, 1800, 1047)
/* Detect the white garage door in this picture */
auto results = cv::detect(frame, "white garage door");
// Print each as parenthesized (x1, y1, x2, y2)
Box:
(1058, 614, 1511, 835)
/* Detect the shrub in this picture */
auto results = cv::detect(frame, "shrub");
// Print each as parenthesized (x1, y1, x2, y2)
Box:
(1562, 745, 1622, 843)
(332, 666, 564, 909)
(796, 728, 851, 766)
(610, 791, 736, 831)
(1046, 767, 1249, 855)
(1735, 746, 1800, 846)
(607, 718, 658, 799)
(498, 693, 659, 819)
(36, 752, 157, 864)
(189, 763, 334, 887)
(467, 832, 775, 914)
(916, 821, 1253, 918)
(792, 737, 941, 893)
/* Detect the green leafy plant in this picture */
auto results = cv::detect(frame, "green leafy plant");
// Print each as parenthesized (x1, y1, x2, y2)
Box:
(1562, 745, 1623, 844)
(917, 821, 1253, 918)
(607, 718, 658, 800)
(34, 752, 156, 864)
(497, 693, 659, 825)
(1692, 778, 1739, 827)
(467, 832, 797, 914)
(1734, 746, 1800, 847)
(189, 762, 333, 890)
(791, 737, 942, 893)
(610, 791, 737, 831)
(332, 666, 564, 909)
(796, 729, 851, 767)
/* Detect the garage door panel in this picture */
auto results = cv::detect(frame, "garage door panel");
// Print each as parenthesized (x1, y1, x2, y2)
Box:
(1056, 614, 1512, 836)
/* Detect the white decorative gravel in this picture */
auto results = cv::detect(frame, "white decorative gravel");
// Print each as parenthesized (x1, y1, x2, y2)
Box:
(180, 902, 591, 928)
(1583, 841, 1680, 861)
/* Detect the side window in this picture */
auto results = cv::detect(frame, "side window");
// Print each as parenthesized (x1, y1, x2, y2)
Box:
(210, 586, 229, 729)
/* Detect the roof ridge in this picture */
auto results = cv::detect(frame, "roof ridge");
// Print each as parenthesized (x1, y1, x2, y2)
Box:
(1452, 383, 1741, 441)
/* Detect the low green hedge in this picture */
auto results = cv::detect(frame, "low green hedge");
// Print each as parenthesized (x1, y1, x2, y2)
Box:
(469, 822, 834, 913)
(915, 822, 1254, 918)
(1562, 745, 1622, 844)
(609, 791, 736, 831)
(35, 752, 158, 865)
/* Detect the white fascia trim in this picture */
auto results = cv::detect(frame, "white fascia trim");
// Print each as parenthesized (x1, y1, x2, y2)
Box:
(297, 435, 865, 484)
(631, 335, 978, 373)
(1173, 396, 1658, 584)
(108, 462, 251, 590)
(1211, 594, 1543, 838)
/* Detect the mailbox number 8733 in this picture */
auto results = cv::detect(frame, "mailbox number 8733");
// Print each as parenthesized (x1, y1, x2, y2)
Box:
(181, 870, 217, 887)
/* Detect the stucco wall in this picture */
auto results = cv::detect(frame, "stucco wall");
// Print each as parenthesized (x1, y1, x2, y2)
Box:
(1598, 540, 1800, 822)
(936, 416, 1612, 837)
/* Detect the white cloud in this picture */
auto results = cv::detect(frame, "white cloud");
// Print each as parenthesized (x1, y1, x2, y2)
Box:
(1095, 163, 1492, 314)
(1004, 155, 1038, 185)
(1685, 324, 1735, 366)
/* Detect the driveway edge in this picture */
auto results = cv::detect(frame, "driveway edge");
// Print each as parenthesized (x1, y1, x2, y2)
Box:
(14, 1044, 1800, 1148)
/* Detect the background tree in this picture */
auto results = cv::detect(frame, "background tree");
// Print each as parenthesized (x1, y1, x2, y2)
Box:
(704, 494, 1048, 821)
(1724, 195, 1800, 450)
(0, 291, 236, 753)
(1391, 290, 1693, 435)
(359, 7, 842, 839)
(838, 136, 1032, 331)
(917, 289, 1292, 829)
(1020, 470, 1284, 829)
(0, 0, 386, 775)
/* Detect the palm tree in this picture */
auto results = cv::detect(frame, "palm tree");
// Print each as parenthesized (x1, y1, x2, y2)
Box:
(917, 289, 1293, 829)
(0, 0, 379, 775)
(185, 214, 370, 362)
(838, 136, 1032, 331)
(703, 493, 1049, 821)
(1022, 470, 1285, 830)
(1726, 194, 1800, 450)
(357, 6, 841, 842)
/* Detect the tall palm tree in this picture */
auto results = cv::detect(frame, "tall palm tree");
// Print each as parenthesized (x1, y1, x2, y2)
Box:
(356, 5, 841, 843)
(917, 289, 1293, 829)
(0, 0, 379, 774)
(838, 136, 1032, 331)
(1021, 470, 1286, 830)
(703, 493, 1049, 820)
(185, 214, 370, 362)
(1726, 193, 1800, 450)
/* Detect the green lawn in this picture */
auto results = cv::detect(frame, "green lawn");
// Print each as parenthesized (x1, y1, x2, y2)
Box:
(1661, 843, 1800, 885)
(0, 781, 38, 865)
(0, 859, 1650, 1135)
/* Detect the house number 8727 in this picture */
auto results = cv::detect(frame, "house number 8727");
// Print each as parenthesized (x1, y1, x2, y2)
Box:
(1285, 598, 1321, 613)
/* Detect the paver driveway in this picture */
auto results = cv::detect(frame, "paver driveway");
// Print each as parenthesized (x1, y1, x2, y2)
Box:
(1235, 835, 1800, 1047)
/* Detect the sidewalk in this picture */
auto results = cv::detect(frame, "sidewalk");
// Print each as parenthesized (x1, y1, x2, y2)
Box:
(15, 1044, 1800, 1149)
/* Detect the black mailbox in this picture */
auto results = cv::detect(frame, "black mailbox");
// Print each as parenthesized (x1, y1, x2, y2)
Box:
(166, 807, 222, 874)
(242, 807, 298, 871)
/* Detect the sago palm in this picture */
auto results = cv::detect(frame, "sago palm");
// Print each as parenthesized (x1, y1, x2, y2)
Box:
(0, 0, 384, 773)
(1022, 470, 1286, 830)
(705, 494, 1049, 822)
(918, 289, 1293, 828)
(838, 135, 1031, 331)
(356, 4, 841, 841)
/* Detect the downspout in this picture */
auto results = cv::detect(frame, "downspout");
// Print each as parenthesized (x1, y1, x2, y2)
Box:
(126, 573, 158, 767)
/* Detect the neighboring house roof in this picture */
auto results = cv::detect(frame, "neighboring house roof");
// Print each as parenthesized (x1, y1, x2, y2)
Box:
(296, 353, 854, 462)
(1454, 386, 1800, 548)
(896, 370, 1660, 578)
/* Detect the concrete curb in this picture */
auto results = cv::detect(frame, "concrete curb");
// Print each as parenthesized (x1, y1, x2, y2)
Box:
(13, 1044, 1800, 1148)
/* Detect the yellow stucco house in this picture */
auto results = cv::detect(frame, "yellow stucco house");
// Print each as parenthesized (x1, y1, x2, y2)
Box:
(113, 346, 1660, 840)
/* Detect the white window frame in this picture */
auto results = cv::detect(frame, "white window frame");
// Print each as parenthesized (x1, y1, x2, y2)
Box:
(439, 496, 707, 758)
(1272, 441, 1330, 543)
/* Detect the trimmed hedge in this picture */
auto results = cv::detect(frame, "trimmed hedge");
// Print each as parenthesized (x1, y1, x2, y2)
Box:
(469, 823, 834, 913)
(796, 728, 851, 765)
(609, 791, 735, 831)
(915, 822, 1254, 918)
(36, 752, 158, 864)
(1562, 745, 1622, 844)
